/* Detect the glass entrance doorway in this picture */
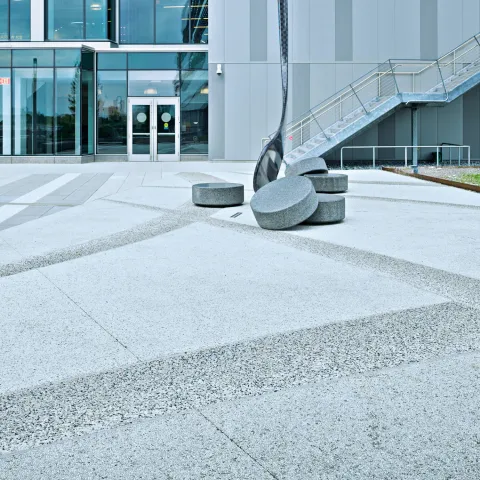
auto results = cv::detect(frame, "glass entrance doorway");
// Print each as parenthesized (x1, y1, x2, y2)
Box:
(127, 97, 180, 161)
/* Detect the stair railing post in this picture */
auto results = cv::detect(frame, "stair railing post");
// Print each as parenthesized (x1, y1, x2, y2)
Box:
(436, 60, 448, 100)
(350, 83, 368, 114)
(372, 146, 376, 168)
(310, 109, 329, 140)
(341, 147, 344, 170)
(405, 147, 408, 167)
(389, 60, 400, 94)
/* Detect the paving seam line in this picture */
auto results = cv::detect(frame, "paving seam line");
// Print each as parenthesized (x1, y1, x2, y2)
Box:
(1, 301, 478, 453)
(1, 200, 480, 315)
(195, 408, 281, 480)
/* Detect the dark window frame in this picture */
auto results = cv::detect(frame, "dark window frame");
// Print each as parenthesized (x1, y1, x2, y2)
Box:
(0, 48, 93, 157)
(46, 0, 115, 42)
(0, 0, 31, 42)
(119, 0, 208, 46)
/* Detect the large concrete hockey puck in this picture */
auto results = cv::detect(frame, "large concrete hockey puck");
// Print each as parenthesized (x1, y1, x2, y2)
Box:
(305, 173, 348, 193)
(250, 176, 318, 230)
(192, 183, 244, 207)
(304, 194, 345, 225)
(285, 157, 328, 177)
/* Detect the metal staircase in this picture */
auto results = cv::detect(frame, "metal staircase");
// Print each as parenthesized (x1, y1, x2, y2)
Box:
(280, 34, 480, 164)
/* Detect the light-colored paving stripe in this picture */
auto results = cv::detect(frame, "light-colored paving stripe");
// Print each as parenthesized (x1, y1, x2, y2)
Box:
(86, 174, 128, 202)
(0, 174, 80, 224)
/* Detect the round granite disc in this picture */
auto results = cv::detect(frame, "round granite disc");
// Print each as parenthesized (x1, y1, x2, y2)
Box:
(192, 183, 244, 207)
(303, 194, 345, 225)
(305, 173, 348, 193)
(250, 176, 318, 230)
(285, 157, 328, 177)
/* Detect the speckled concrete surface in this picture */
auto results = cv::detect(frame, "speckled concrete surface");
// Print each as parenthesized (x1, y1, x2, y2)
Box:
(2, 411, 273, 480)
(1, 302, 478, 453)
(0, 165, 479, 477)
(201, 351, 480, 479)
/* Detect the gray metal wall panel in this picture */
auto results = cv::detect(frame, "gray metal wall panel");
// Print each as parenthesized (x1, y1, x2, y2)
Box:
(292, 64, 310, 119)
(394, 109, 412, 160)
(225, 64, 251, 160)
(292, 0, 310, 62)
(208, 0, 225, 64)
(208, 65, 225, 160)
(250, 0, 268, 62)
(420, 0, 438, 59)
(249, 64, 269, 160)
(310, 64, 337, 107)
(378, 114, 396, 161)
(335, 0, 353, 61)
(463, 0, 480, 39)
(267, 64, 283, 134)
(353, 0, 378, 62)
(419, 108, 438, 160)
(310, 0, 335, 62)
(437, 97, 464, 146)
(225, 0, 250, 63)
(378, 0, 395, 60)
(463, 86, 480, 160)
(438, 0, 463, 54)
(267, 0, 281, 63)
(394, 0, 420, 58)
(351, 125, 379, 161)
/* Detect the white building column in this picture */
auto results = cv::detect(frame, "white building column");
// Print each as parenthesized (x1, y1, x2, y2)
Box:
(31, 0, 45, 41)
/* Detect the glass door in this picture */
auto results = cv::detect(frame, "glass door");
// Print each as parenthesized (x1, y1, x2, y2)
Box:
(155, 98, 180, 162)
(128, 98, 153, 162)
(128, 97, 180, 162)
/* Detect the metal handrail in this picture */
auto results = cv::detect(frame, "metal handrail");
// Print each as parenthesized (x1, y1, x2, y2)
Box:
(278, 32, 480, 155)
(340, 145, 471, 169)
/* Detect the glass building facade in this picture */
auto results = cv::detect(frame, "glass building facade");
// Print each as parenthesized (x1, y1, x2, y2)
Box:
(0, 0, 31, 41)
(0, 0, 209, 161)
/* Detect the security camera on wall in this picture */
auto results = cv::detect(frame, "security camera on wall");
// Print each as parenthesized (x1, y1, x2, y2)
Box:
(216, 64, 222, 75)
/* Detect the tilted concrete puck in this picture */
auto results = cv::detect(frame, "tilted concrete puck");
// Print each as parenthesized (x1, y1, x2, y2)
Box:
(303, 194, 345, 225)
(285, 157, 328, 177)
(192, 183, 244, 207)
(305, 173, 348, 193)
(250, 176, 318, 230)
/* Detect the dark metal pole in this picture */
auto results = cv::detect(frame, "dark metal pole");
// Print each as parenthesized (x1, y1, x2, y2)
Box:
(32, 58, 37, 155)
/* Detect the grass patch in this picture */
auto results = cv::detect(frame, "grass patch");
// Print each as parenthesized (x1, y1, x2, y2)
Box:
(459, 173, 480, 186)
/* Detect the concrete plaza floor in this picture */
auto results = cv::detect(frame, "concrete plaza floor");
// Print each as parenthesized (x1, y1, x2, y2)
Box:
(0, 162, 480, 479)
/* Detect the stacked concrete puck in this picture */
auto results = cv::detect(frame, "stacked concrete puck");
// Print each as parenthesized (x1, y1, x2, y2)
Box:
(251, 157, 346, 230)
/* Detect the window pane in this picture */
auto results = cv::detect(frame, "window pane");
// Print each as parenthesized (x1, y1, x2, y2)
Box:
(97, 70, 127, 154)
(55, 68, 81, 155)
(81, 69, 94, 154)
(187, 0, 208, 44)
(155, 0, 208, 44)
(181, 52, 208, 70)
(55, 49, 81, 67)
(127, 53, 178, 70)
(48, 0, 84, 40)
(120, 0, 154, 44)
(128, 70, 179, 96)
(0, 68, 12, 155)
(86, 0, 107, 39)
(180, 70, 207, 154)
(12, 50, 54, 67)
(12, 68, 54, 155)
(97, 53, 127, 70)
(0, 0, 9, 40)
(10, 0, 31, 41)
(0, 50, 11, 67)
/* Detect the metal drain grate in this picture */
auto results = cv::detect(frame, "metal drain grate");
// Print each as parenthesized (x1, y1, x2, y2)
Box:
(230, 212, 243, 218)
